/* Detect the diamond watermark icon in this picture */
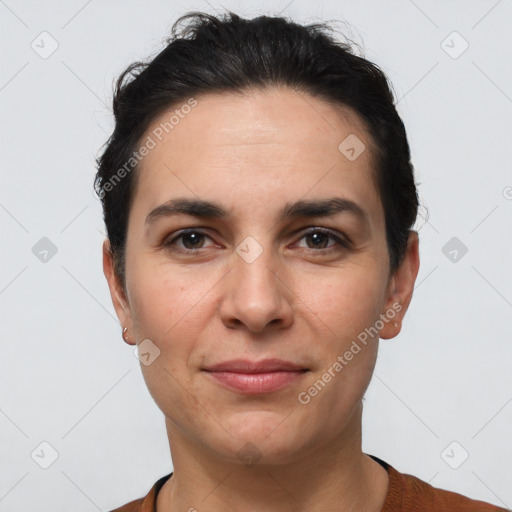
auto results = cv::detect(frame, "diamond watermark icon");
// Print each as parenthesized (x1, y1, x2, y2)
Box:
(441, 31, 469, 59)
(441, 441, 469, 469)
(31, 31, 59, 59)
(237, 442, 262, 467)
(32, 237, 58, 263)
(31, 441, 59, 469)
(236, 236, 263, 263)
(442, 236, 468, 263)
(133, 338, 161, 366)
(338, 134, 366, 162)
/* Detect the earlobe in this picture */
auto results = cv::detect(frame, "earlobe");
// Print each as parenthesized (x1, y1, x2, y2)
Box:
(102, 239, 134, 344)
(379, 231, 420, 340)
(379, 302, 403, 340)
(122, 326, 135, 345)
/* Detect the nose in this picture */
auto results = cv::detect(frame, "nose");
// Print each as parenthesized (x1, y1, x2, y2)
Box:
(219, 245, 294, 334)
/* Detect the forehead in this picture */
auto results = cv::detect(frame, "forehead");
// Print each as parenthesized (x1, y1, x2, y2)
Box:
(132, 87, 382, 225)
(144, 86, 374, 160)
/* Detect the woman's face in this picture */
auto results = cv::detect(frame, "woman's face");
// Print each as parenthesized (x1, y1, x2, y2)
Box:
(104, 87, 417, 465)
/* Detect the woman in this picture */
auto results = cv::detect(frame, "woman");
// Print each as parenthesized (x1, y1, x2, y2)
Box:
(96, 11, 506, 511)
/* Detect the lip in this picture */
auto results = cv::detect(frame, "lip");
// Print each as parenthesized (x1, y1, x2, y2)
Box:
(203, 358, 307, 373)
(202, 358, 309, 394)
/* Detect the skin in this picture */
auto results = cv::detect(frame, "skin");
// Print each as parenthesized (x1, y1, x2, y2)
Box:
(103, 86, 420, 511)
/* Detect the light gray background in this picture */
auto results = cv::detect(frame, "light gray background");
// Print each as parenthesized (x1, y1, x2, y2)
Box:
(1, 0, 511, 510)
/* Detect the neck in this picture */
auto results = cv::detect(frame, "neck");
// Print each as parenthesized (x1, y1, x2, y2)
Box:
(157, 402, 388, 512)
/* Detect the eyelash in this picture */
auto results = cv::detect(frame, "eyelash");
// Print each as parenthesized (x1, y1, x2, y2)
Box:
(163, 228, 350, 254)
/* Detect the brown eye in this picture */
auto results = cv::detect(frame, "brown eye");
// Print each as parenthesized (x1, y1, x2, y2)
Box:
(165, 230, 215, 252)
(304, 231, 332, 249)
(296, 228, 349, 251)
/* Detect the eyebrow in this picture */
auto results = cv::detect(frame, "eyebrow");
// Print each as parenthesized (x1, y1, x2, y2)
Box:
(145, 196, 370, 227)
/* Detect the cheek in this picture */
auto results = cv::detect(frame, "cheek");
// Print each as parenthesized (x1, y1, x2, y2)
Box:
(128, 260, 211, 343)
(294, 271, 382, 430)
(128, 260, 223, 400)
(294, 264, 386, 342)
(292, 266, 385, 403)
(128, 264, 211, 421)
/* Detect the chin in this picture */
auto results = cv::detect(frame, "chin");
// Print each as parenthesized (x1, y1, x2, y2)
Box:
(211, 411, 312, 466)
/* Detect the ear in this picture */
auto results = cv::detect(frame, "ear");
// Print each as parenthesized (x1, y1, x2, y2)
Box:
(379, 230, 420, 340)
(102, 239, 135, 345)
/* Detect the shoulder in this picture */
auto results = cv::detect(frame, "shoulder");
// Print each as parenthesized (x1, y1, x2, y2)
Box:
(384, 460, 508, 511)
(107, 472, 173, 512)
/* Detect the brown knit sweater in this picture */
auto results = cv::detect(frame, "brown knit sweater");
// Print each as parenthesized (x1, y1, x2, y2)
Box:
(109, 455, 509, 511)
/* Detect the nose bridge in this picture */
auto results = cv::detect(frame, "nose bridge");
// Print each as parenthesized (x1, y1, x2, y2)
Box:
(232, 235, 280, 300)
(220, 234, 293, 331)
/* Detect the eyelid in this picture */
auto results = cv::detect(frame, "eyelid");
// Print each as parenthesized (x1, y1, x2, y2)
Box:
(293, 226, 351, 249)
(164, 226, 351, 252)
(164, 228, 218, 249)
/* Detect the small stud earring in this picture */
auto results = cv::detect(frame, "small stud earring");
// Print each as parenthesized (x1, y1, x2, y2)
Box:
(122, 326, 129, 342)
